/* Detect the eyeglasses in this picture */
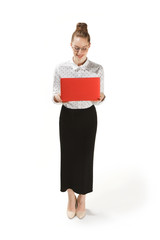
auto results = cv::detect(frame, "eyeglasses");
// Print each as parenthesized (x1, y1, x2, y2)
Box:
(72, 45, 89, 52)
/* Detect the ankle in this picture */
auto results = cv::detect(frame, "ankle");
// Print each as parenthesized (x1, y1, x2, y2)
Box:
(67, 189, 76, 200)
(77, 195, 86, 204)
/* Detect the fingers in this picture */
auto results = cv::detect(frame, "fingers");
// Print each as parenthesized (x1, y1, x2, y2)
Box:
(54, 94, 68, 103)
(54, 93, 105, 103)
(54, 94, 62, 103)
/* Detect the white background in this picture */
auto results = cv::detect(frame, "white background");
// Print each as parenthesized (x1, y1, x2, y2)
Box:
(0, 0, 160, 239)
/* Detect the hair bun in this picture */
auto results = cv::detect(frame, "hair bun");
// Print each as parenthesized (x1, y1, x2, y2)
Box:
(71, 22, 90, 43)
(76, 23, 88, 32)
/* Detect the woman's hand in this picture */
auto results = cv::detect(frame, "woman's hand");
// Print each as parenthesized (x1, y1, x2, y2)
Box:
(92, 92, 105, 102)
(53, 94, 68, 103)
(53, 93, 62, 103)
(54, 92, 105, 103)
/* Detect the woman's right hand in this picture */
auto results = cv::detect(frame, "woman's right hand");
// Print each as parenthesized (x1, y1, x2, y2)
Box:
(53, 93, 62, 103)
(53, 93, 68, 103)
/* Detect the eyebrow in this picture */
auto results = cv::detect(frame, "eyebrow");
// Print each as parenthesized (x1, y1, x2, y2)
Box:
(74, 45, 88, 48)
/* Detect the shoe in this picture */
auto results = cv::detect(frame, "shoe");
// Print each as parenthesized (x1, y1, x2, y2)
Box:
(67, 195, 77, 219)
(76, 210, 86, 219)
(76, 197, 86, 219)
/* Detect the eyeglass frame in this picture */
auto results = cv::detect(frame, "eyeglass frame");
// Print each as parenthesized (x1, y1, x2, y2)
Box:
(71, 44, 90, 52)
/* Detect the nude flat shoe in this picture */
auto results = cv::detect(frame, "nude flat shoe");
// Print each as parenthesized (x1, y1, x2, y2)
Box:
(67, 195, 77, 219)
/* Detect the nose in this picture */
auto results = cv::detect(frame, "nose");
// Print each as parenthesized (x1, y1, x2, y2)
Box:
(78, 49, 83, 54)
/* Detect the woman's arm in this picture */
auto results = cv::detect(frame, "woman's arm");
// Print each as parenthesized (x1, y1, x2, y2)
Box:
(52, 66, 61, 104)
(92, 65, 106, 105)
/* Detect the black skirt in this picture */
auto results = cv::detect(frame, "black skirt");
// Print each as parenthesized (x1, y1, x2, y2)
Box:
(59, 104, 97, 194)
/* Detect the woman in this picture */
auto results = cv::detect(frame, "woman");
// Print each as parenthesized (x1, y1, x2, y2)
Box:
(52, 22, 105, 219)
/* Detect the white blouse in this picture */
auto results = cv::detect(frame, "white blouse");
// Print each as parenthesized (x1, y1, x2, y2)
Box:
(52, 57, 105, 109)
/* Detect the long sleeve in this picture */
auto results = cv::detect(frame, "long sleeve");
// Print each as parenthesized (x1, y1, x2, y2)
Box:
(52, 66, 61, 104)
(92, 65, 105, 105)
(52, 58, 105, 109)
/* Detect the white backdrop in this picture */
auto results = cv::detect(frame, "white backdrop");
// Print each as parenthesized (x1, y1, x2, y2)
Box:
(0, 0, 160, 239)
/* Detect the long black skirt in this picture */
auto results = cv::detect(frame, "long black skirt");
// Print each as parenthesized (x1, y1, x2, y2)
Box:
(59, 104, 97, 194)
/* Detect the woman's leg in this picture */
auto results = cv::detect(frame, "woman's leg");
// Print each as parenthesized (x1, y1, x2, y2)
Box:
(67, 188, 76, 211)
(76, 194, 86, 211)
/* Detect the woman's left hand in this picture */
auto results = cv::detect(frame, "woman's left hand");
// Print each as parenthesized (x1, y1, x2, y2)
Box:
(93, 92, 105, 102)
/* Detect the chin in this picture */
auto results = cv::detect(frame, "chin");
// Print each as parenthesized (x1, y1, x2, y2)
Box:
(77, 56, 85, 61)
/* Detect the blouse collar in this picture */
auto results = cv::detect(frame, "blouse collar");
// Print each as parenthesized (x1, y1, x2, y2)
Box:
(70, 56, 89, 70)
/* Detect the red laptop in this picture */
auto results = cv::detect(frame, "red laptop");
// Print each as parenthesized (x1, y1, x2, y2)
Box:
(60, 77, 100, 102)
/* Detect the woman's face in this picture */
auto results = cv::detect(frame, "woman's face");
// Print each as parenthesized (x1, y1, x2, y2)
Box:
(70, 36, 91, 64)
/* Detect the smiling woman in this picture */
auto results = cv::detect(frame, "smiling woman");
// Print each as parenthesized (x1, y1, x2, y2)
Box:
(52, 22, 106, 219)
(70, 23, 91, 66)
